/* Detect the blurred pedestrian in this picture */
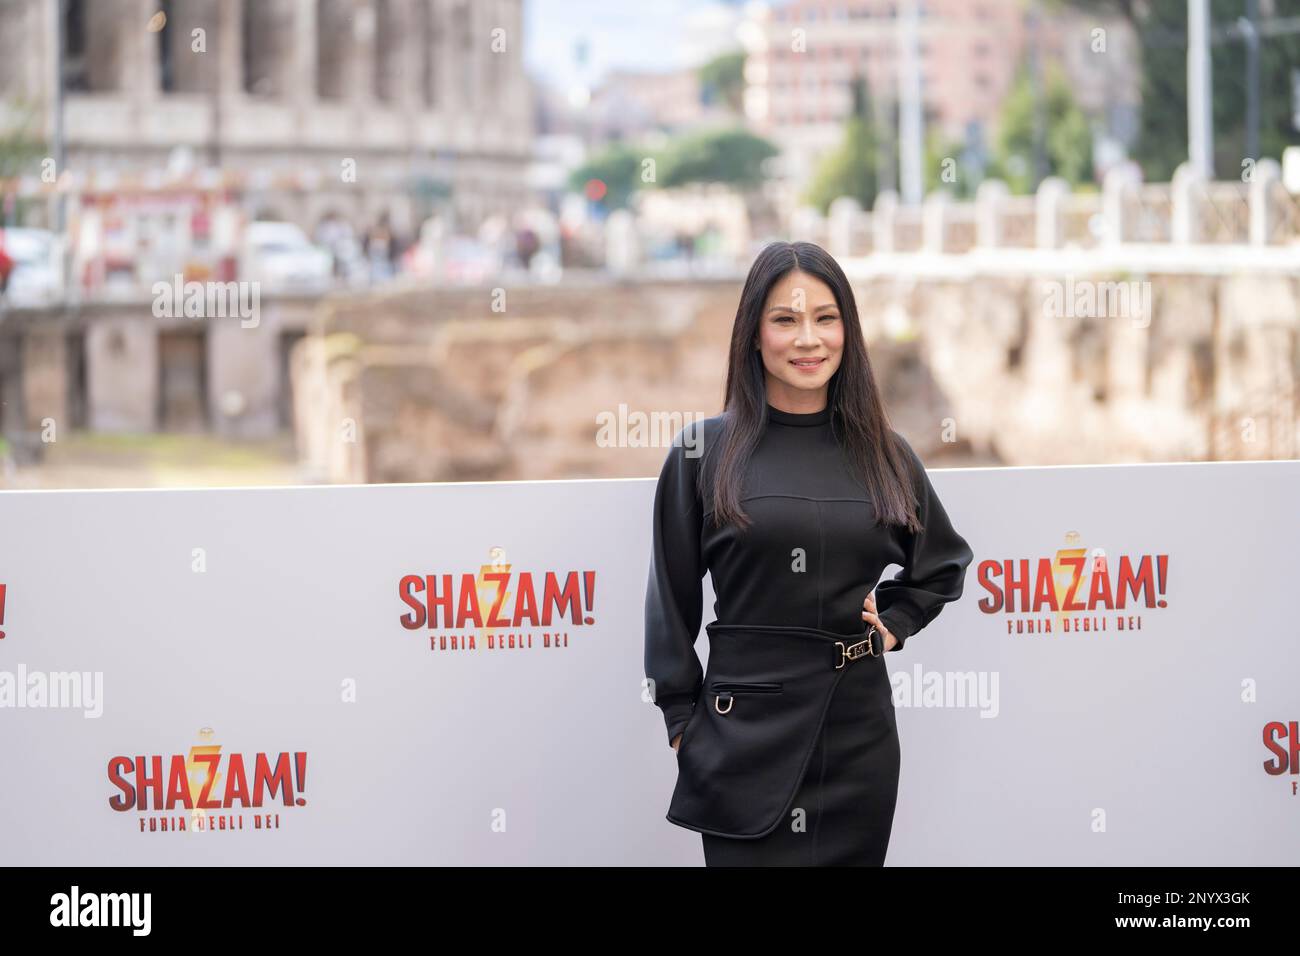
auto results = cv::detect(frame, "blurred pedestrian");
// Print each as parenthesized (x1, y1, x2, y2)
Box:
(516, 226, 539, 269)
(0, 229, 14, 294)
(313, 212, 350, 279)
(363, 213, 395, 283)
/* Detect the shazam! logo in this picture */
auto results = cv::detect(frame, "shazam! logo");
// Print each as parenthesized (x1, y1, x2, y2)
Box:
(398, 547, 598, 654)
(107, 728, 309, 834)
(975, 532, 1170, 636)
(1263, 721, 1300, 795)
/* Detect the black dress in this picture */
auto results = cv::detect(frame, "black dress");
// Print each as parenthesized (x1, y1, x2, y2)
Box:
(643, 402, 974, 865)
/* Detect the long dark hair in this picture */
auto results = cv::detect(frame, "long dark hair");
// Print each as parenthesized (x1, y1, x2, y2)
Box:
(704, 240, 921, 534)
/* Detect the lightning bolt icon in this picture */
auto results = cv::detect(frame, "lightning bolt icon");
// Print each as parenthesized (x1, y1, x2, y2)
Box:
(475, 561, 512, 642)
(186, 742, 222, 829)
(1050, 547, 1089, 628)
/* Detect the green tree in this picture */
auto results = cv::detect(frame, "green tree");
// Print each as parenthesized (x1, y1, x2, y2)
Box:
(658, 126, 778, 189)
(804, 73, 882, 213)
(568, 142, 657, 210)
(698, 50, 746, 114)
(924, 129, 977, 198)
(0, 98, 47, 226)
(569, 127, 778, 210)
(988, 62, 1094, 193)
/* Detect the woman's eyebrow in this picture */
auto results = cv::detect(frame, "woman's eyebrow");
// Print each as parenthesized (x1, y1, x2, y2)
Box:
(766, 304, 840, 314)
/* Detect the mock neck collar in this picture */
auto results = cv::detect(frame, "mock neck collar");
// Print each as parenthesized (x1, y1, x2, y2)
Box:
(766, 402, 832, 427)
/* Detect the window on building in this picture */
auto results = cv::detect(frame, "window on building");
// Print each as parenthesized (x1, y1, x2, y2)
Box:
(373, 0, 399, 103)
(455, 1, 473, 105)
(63, 0, 132, 93)
(316, 0, 350, 100)
(243, 0, 288, 97)
(416, 0, 439, 108)
(156, 0, 219, 94)
(62, 0, 91, 92)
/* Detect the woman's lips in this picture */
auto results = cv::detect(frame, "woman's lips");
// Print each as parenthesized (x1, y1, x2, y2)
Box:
(790, 357, 826, 372)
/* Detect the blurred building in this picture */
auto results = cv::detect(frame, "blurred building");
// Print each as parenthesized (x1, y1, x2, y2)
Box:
(587, 68, 723, 141)
(0, 0, 533, 235)
(0, 0, 535, 446)
(741, 0, 1140, 192)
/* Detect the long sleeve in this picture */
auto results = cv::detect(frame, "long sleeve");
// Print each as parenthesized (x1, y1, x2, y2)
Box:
(875, 433, 974, 652)
(643, 425, 706, 747)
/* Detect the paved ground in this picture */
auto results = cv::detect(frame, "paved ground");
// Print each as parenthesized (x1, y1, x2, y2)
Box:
(0, 429, 1003, 492)
(0, 432, 305, 490)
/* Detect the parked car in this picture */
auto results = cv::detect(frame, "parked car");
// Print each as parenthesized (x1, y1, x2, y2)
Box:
(0, 227, 63, 307)
(402, 233, 500, 285)
(241, 221, 333, 293)
(441, 236, 500, 285)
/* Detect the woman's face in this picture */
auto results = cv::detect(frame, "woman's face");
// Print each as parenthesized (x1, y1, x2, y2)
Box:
(755, 269, 844, 408)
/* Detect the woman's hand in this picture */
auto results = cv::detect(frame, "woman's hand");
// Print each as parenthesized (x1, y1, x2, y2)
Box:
(862, 593, 898, 652)
(671, 733, 683, 752)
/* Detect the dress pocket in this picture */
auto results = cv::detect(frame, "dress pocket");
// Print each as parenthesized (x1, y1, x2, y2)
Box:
(709, 681, 783, 714)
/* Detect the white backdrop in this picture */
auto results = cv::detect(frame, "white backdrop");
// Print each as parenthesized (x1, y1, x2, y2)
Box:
(1, 460, 1297, 865)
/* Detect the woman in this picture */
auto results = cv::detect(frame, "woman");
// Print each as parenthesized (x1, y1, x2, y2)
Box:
(643, 240, 974, 866)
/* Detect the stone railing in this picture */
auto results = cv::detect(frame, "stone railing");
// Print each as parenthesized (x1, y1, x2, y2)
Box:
(794, 156, 1300, 257)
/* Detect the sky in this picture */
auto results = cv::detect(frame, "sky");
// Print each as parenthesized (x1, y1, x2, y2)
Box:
(523, 0, 754, 93)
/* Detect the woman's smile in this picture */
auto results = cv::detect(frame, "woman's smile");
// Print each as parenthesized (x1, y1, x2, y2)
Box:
(790, 356, 827, 372)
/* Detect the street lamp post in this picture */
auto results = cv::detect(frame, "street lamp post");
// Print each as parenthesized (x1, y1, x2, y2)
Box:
(1187, 0, 1215, 178)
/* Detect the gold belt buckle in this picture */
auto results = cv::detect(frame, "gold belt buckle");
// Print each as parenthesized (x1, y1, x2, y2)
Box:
(835, 627, 880, 668)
